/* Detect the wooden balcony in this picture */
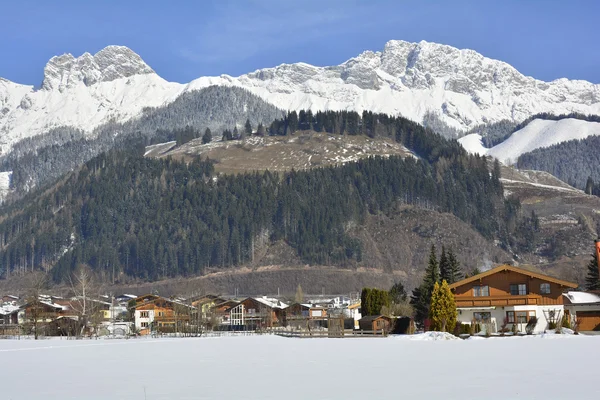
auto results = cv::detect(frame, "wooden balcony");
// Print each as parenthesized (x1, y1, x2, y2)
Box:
(455, 294, 561, 308)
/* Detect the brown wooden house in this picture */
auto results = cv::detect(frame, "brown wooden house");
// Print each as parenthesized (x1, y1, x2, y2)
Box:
(449, 264, 577, 334)
(134, 297, 195, 334)
(228, 297, 288, 330)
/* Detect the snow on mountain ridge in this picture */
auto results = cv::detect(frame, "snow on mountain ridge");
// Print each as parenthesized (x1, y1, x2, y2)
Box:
(1, 40, 600, 155)
(186, 40, 600, 132)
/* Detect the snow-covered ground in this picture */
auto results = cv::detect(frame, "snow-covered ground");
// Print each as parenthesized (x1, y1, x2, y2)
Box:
(1, 333, 598, 399)
(459, 118, 600, 164)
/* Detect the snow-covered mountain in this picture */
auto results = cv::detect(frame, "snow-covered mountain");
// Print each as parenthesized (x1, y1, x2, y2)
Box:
(458, 118, 600, 164)
(0, 46, 184, 153)
(2, 40, 600, 155)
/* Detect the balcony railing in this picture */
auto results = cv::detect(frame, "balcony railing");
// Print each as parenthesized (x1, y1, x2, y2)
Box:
(456, 294, 560, 308)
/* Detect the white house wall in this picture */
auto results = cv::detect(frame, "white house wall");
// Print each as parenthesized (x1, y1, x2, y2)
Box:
(135, 310, 154, 330)
(457, 305, 565, 334)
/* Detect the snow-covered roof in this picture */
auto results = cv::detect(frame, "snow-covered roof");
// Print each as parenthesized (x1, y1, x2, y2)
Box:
(0, 304, 19, 315)
(563, 291, 600, 304)
(253, 296, 288, 309)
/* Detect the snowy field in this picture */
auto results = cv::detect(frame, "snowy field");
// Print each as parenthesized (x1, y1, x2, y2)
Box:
(1, 333, 599, 400)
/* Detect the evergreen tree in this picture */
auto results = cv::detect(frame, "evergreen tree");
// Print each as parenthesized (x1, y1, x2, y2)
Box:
(585, 250, 600, 291)
(361, 288, 390, 316)
(256, 123, 266, 136)
(446, 248, 463, 284)
(465, 267, 481, 279)
(245, 119, 252, 136)
(389, 281, 407, 303)
(586, 176, 595, 195)
(202, 128, 212, 144)
(429, 280, 457, 332)
(410, 245, 440, 325)
(439, 246, 450, 283)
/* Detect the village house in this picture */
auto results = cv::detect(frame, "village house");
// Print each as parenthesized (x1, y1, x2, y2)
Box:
(0, 303, 19, 325)
(134, 296, 196, 334)
(449, 264, 578, 334)
(191, 295, 227, 317)
(211, 299, 239, 326)
(228, 297, 288, 330)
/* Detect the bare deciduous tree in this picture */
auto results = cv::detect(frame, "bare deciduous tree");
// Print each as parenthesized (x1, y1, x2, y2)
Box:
(69, 264, 97, 337)
(24, 272, 49, 340)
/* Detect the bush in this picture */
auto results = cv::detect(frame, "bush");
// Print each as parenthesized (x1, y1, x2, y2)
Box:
(561, 315, 571, 329)
(457, 323, 471, 335)
(525, 317, 538, 335)
(548, 321, 557, 330)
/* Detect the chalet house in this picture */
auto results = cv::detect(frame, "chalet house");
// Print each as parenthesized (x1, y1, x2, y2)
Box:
(18, 299, 67, 325)
(211, 299, 239, 326)
(228, 297, 288, 330)
(358, 315, 392, 332)
(0, 303, 19, 325)
(191, 295, 227, 316)
(563, 291, 600, 331)
(134, 296, 195, 334)
(449, 265, 577, 334)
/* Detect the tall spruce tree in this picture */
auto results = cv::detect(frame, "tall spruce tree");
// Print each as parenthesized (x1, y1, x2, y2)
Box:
(446, 248, 463, 284)
(244, 119, 252, 136)
(585, 251, 600, 291)
(410, 245, 440, 325)
(429, 280, 457, 332)
(439, 246, 450, 283)
(389, 281, 407, 303)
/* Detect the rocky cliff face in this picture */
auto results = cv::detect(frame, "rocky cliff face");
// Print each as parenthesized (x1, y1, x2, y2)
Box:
(195, 40, 599, 132)
(1, 40, 599, 154)
(41, 46, 155, 91)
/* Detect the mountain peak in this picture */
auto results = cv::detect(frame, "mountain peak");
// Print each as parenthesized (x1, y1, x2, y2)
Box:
(42, 45, 154, 91)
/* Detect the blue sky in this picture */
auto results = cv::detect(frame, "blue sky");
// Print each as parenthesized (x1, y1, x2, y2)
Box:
(1, 0, 598, 85)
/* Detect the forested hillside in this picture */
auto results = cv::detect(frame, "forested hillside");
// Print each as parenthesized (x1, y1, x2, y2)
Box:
(0, 110, 518, 284)
(0, 86, 283, 196)
(517, 135, 600, 189)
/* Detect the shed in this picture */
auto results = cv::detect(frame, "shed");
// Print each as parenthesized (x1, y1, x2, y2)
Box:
(358, 315, 392, 332)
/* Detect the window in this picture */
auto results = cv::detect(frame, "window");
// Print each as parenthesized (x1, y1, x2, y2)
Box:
(510, 284, 527, 295)
(141, 322, 148, 328)
(540, 283, 551, 295)
(507, 311, 515, 323)
(473, 312, 491, 322)
(473, 285, 490, 297)
(158, 312, 165, 317)
(140, 311, 149, 318)
(506, 310, 536, 324)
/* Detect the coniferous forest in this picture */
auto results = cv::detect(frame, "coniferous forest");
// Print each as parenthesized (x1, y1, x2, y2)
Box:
(0, 110, 520, 283)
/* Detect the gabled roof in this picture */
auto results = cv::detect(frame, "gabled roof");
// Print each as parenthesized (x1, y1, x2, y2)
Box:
(448, 264, 578, 290)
